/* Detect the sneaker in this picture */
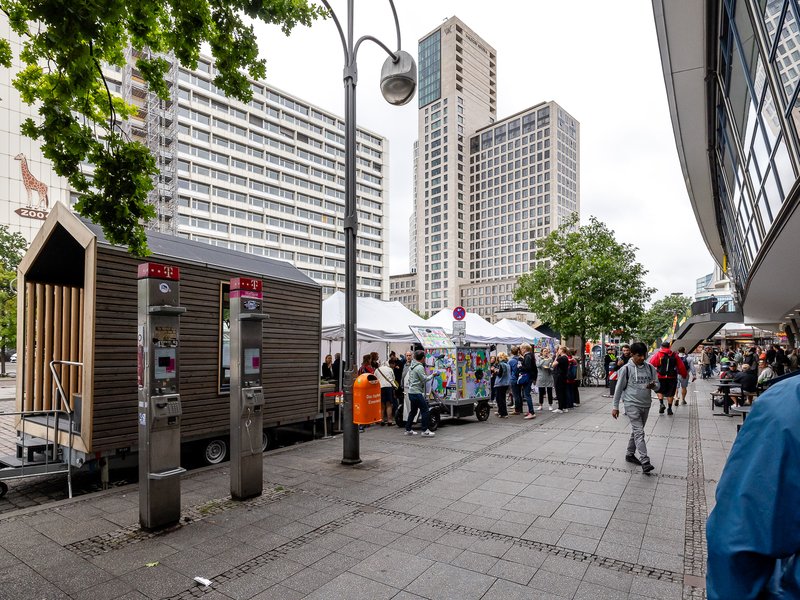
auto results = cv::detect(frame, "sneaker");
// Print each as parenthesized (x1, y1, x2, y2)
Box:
(553, 409, 563, 414)
(421, 430, 436, 437)
(404, 430, 418, 436)
(524, 413, 536, 419)
(682, 400, 687, 405)
(494, 412, 502, 417)
(625, 454, 642, 465)
(498, 415, 508, 419)
(563, 409, 569, 413)
(548, 405, 553, 411)
(358, 426, 365, 432)
(512, 411, 523, 415)
(667, 408, 673, 416)
(659, 404, 666, 414)
(641, 462, 655, 474)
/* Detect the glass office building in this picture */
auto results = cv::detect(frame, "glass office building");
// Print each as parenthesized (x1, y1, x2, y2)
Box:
(654, 0, 800, 334)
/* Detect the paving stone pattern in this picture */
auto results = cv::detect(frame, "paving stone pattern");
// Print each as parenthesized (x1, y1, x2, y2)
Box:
(0, 380, 739, 599)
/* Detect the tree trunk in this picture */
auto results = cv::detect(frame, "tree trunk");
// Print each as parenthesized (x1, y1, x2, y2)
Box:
(580, 332, 586, 384)
(0, 343, 5, 377)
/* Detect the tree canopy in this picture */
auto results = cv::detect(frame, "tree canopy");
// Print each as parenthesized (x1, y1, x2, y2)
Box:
(0, 0, 325, 256)
(0, 225, 27, 374)
(514, 215, 655, 356)
(634, 294, 693, 349)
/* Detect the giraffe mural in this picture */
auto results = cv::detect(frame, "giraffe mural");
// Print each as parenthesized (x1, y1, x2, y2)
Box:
(14, 153, 49, 209)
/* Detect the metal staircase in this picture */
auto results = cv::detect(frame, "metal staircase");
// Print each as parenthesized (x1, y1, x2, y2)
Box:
(0, 361, 79, 499)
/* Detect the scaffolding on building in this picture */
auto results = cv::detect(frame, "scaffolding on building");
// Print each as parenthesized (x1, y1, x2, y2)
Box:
(120, 46, 178, 235)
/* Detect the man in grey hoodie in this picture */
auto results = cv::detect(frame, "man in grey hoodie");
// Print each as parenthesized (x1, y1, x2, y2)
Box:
(612, 342, 660, 474)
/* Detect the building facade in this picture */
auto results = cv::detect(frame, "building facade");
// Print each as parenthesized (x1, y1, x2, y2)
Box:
(1, 18, 389, 299)
(653, 0, 800, 337)
(414, 17, 497, 316)
(388, 273, 419, 313)
(411, 17, 580, 320)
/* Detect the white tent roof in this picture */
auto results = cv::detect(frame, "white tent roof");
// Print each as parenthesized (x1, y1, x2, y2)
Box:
(426, 309, 522, 345)
(321, 291, 428, 342)
(495, 318, 551, 341)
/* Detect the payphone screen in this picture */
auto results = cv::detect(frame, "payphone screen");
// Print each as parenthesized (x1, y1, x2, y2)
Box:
(154, 348, 177, 380)
(244, 348, 260, 375)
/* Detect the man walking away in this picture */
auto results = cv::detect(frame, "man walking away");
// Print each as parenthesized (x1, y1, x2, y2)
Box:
(649, 341, 687, 415)
(612, 342, 659, 474)
(405, 350, 436, 437)
(676, 346, 697, 406)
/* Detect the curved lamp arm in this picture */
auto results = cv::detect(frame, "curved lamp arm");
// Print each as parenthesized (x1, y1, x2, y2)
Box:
(320, 0, 403, 64)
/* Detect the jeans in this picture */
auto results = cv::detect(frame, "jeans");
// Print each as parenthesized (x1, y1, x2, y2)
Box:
(625, 404, 651, 464)
(521, 381, 534, 413)
(510, 382, 522, 412)
(406, 393, 430, 431)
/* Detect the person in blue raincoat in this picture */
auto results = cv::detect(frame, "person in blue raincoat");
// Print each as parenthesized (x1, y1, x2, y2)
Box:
(706, 375, 800, 599)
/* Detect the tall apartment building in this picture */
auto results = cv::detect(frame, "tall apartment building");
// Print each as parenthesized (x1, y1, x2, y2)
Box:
(1, 18, 389, 298)
(461, 101, 580, 318)
(412, 17, 579, 319)
(414, 17, 497, 315)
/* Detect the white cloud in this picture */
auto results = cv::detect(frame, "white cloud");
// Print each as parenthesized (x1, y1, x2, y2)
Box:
(254, 0, 714, 299)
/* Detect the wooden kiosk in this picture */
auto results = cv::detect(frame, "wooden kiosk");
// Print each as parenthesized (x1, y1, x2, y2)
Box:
(13, 203, 324, 470)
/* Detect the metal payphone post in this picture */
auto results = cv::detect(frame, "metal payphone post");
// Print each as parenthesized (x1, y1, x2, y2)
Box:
(137, 263, 187, 530)
(230, 277, 268, 500)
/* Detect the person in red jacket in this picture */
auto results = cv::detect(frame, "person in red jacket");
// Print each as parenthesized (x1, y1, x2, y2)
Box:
(649, 341, 687, 416)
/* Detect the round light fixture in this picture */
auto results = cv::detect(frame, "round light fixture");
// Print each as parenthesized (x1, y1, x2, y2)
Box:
(380, 50, 417, 106)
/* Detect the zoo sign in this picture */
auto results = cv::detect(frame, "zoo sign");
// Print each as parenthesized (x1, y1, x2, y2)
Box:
(15, 207, 48, 221)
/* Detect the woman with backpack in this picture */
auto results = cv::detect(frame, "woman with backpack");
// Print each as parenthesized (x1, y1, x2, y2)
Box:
(493, 353, 511, 418)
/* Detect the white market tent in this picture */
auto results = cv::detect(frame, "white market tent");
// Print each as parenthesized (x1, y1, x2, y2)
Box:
(322, 291, 428, 343)
(495, 318, 551, 342)
(426, 309, 521, 345)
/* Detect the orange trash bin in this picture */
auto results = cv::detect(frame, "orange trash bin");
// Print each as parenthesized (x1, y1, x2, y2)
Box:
(353, 374, 382, 425)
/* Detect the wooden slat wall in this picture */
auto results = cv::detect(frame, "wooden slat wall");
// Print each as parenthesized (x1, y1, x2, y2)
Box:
(91, 247, 322, 452)
(21, 283, 83, 412)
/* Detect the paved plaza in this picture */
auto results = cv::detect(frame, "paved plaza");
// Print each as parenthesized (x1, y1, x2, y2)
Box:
(0, 380, 739, 599)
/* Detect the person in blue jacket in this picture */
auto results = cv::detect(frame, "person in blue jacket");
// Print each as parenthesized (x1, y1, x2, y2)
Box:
(706, 375, 800, 599)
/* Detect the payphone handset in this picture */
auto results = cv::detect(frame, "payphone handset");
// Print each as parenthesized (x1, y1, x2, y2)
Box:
(150, 393, 182, 429)
(240, 386, 264, 418)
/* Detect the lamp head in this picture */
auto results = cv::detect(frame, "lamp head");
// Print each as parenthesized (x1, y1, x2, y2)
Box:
(380, 50, 416, 106)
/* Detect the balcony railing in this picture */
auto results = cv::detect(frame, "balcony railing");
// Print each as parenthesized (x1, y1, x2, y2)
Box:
(690, 298, 737, 316)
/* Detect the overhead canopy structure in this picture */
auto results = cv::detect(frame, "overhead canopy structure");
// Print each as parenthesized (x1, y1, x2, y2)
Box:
(426, 309, 521, 345)
(321, 291, 428, 342)
(495, 319, 552, 341)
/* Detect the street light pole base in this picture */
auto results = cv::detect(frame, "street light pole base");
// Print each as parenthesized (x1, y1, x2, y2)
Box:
(341, 457, 363, 466)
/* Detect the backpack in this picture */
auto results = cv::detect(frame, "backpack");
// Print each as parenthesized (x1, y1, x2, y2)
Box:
(567, 359, 578, 381)
(658, 351, 678, 377)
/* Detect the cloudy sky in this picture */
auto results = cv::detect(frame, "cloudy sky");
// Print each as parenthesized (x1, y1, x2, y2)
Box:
(255, 0, 713, 299)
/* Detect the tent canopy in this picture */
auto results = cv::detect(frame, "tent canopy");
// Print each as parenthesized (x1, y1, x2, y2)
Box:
(426, 309, 521, 345)
(495, 318, 552, 341)
(321, 291, 428, 342)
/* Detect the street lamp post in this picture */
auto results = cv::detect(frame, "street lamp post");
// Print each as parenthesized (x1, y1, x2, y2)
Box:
(320, 0, 416, 465)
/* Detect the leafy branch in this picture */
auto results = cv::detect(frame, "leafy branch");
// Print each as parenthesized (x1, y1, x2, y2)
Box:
(1, 0, 325, 256)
